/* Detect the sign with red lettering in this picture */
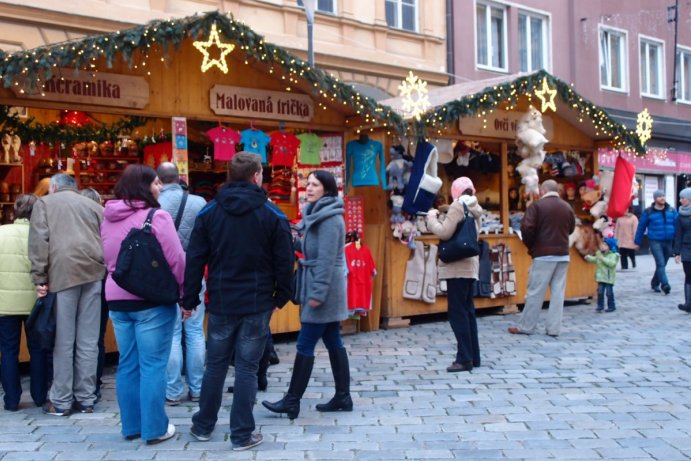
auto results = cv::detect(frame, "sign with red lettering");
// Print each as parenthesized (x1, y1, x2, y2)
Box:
(11, 68, 149, 109)
(459, 109, 554, 140)
(210, 85, 313, 122)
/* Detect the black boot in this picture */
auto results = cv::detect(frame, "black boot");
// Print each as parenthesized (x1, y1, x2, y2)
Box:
(679, 284, 691, 312)
(316, 348, 353, 412)
(262, 353, 314, 420)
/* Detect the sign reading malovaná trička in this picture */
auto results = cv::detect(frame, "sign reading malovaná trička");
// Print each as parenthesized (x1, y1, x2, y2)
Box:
(210, 85, 313, 122)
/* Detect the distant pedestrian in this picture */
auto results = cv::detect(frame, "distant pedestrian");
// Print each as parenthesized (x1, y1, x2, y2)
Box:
(585, 237, 620, 312)
(508, 180, 576, 337)
(673, 188, 691, 312)
(614, 206, 639, 270)
(634, 190, 677, 294)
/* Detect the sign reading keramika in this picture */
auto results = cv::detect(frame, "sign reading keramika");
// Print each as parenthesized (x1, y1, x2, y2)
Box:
(11, 68, 149, 109)
(210, 85, 313, 122)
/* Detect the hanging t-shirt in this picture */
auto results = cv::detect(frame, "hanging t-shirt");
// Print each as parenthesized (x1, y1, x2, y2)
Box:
(297, 133, 323, 165)
(240, 128, 271, 163)
(270, 131, 300, 167)
(206, 126, 241, 161)
(345, 138, 386, 189)
(345, 242, 376, 311)
(143, 142, 172, 169)
(320, 135, 343, 163)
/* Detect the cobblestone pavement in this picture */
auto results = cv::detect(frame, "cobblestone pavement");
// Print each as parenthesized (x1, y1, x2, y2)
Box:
(2, 254, 691, 460)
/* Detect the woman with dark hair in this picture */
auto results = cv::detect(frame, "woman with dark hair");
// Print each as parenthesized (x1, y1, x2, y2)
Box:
(263, 170, 351, 419)
(100, 164, 185, 444)
(0, 193, 49, 411)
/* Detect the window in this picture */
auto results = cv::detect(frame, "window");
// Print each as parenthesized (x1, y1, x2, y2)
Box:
(640, 37, 664, 98)
(385, 0, 417, 32)
(599, 26, 628, 91)
(677, 47, 691, 103)
(297, 0, 335, 14)
(476, 2, 507, 71)
(518, 11, 548, 72)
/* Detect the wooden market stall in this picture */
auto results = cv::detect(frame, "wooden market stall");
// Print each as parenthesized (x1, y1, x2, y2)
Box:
(0, 12, 404, 360)
(366, 70, 644, 327)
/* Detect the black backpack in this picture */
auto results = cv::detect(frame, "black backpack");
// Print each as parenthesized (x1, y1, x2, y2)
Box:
(112, 209, 179, 305)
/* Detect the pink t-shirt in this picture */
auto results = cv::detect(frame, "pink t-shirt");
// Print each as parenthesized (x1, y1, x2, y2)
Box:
(207, 126, 241, 161)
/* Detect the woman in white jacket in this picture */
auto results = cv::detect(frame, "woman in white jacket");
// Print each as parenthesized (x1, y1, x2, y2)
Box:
(426, 177, 483, 373)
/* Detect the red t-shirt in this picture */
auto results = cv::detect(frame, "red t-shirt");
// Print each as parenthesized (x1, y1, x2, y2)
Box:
(345, 243, 376, 310)
(269, 131, 300, 167)
(207, 126, 241, 161)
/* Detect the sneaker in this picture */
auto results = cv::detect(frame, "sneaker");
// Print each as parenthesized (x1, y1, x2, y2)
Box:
(190, 426, 211, 442)
(72, 402, 94, 413)
(662, 284, 671, 295)
(165, 398, 181, 406)
(146, 423, 176, 445)
(188, 392, 200, 403)
(42, 402, 71, 416)
(232, 433, 263, 451)
(652, 285, 661, 293)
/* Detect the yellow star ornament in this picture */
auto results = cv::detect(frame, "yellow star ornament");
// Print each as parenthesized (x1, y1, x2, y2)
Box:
(534, 77, 557, 113)
(193, 23, 235, 73)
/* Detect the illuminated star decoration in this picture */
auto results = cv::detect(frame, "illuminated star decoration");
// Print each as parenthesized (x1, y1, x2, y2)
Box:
(636, 108, 653, 145)
(534, 77, 557, 113)
(398, 71, 430, 121)
(193, 23, 235, 73)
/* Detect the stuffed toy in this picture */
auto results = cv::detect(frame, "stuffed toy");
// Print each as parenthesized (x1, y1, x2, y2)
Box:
(515, 106, 548, 196)
(10, 134, 21, 163)
(1, 134, 10, 164)
(593, 215, 615, 239)
(386, 145, 412, 192)
(589, 170, 614, 219)
(389, 194, 406, 226)
(579, 179, 601, 212)
(569, 222, 602, 257)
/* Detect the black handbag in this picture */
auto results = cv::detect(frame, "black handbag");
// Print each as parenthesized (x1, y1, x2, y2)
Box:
(26, 292, 57, 352)
(438, 203, 480, 263)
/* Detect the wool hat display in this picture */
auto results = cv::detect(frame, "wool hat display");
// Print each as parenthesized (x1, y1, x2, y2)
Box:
(653, 189, 665, 199)
(604, 237, 619, 253)
(451, 176, 475, 200)
(679, 188, 691, 200)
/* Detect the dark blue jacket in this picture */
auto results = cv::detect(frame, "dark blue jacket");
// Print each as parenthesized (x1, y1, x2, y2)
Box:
(673, 214, 691, 261)
(634, 203, 677, 245)
(182, 182, 294, 315)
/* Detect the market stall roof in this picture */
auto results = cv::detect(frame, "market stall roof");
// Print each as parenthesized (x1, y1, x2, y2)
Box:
(0, 10, 406, 134)
(380, 70, 644, 153)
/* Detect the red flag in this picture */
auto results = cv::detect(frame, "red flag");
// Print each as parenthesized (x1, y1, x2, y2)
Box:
(607, 155, 636, 218)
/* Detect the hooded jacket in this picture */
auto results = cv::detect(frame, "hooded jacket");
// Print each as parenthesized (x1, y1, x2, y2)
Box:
(585, 250, 619, 284)
(634, 203, 677, 244)
(0, 218, 37, 315)
(182, 182, 294, 316)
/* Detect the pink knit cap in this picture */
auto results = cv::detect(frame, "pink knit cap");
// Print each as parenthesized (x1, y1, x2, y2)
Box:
(451, 176, 475, 200)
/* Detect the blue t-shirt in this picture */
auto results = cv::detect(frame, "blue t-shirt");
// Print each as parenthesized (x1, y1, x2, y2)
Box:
(345, 139, 386, 189)
(240, 129, 271, 163)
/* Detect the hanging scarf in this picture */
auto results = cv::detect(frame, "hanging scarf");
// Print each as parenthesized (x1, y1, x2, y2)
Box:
(679, 204, 691, 217)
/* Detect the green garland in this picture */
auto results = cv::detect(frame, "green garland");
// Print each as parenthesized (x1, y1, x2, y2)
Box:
(414, 70, 645, 154)
(0, 11, 406, 135)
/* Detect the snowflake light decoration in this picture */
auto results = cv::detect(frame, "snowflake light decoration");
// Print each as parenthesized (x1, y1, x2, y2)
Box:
(636, 108, 653, 145)
(193, 23, 235, 73)
(398, 71, 430, 121)
(534, 77, 557, 113)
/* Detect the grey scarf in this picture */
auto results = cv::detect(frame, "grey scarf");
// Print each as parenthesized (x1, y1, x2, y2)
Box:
(679, 205, 691, 217)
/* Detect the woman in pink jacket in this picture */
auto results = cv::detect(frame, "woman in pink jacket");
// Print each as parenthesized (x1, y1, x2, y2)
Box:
(614, 206, 639, 270)
(101, 165, 185, 445)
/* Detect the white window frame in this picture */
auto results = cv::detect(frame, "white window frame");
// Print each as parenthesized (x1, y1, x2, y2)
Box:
(599, 25, 629, 93)
(475, 0, 508, 72)
(385, 0, 419, 33)
(677, 45, 691, 105)
(518, 9, 551, 72)
(639, 35, 665, 99)
(297, 0, 336, 15)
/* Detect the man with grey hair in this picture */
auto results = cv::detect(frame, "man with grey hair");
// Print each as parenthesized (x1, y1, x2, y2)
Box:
(156, 162, 207, 405)
(508, 179, 576, 337)
(29, 173, 104, 416)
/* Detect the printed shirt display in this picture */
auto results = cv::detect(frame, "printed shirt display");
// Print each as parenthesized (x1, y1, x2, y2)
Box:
(206, 126, 241, 161)
(345, 139, 386, 188)
(297, 133, 323, 165)
(345, 242, 376, 311)
(269, 131, 300, 167)
(240, 128, 271, 163)
(143, 142, 172, 169)
(320, 135, 343, 163)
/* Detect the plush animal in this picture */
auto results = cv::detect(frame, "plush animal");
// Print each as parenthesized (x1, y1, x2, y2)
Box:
(592, 215, 615, 239)
(589, 170, 614, 219)
(10, 135, 21, 163)
(386, 145, 413, 192)
(569, 222, 602, 257)
(515, 107, 549, 195)
(579, 179, 601, 211)
(389, 194, 405, 226)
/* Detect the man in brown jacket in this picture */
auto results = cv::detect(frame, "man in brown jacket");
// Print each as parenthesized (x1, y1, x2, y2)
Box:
(29, 173, 105, 416)
(508, 179, 576, 337)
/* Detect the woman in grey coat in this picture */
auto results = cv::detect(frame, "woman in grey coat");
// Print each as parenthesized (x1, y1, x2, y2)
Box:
(263, 170, 351, 419)
(674, 187, 691, 311)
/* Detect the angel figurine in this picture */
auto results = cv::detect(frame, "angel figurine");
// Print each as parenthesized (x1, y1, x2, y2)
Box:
(2, 134, 11, 163)
(11, 134, 21, 163)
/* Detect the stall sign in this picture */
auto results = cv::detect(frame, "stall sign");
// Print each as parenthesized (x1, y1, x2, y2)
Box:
(11, 68, 149, 109)
(459, 109, 554, 140)
(172, 117, 189, 183)
(598, 147, 690, 173)
(210, 85, 313, 122)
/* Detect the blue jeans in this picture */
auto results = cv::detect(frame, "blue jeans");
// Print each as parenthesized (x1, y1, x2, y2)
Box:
(110, 306, 176, 441)
(596, 282, 615, 311)
(649, 240, 673, 288)
(166, 282, 206, 400)
(192, 310, 271, 445)
(0, 315, 49, 410)
(296, 322, 344, 357)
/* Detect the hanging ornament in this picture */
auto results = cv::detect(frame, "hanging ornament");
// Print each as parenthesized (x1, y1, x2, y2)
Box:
(534, 77, 557, 113)
(636, 108, 653, 146)
(193, 23, 235, 74)
(398, 71, 430, 121)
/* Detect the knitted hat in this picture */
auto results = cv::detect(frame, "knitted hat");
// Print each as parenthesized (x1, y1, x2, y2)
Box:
(451, 176, 475, 200)
(653, 189, 665, 199)
(604, 237, 619, 253)
(680, 188, 691, 200)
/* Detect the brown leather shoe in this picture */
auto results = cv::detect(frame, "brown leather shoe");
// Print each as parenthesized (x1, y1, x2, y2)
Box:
(507, 326, 528, 335)
(447, 361, 473, 373)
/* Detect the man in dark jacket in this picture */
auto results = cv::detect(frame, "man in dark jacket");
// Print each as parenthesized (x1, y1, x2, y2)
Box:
(183, 152, 294, 451)
(508, 179, 575, 337)
(634, 189, 677, 294)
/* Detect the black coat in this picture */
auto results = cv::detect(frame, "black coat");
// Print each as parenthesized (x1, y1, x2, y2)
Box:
(182, 182, 294, 315)
(673, 213, 691, 262)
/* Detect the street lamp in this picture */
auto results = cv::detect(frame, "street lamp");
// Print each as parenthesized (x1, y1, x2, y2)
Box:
(302, 0, 317, 66)
(668, 0, 679, 101)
